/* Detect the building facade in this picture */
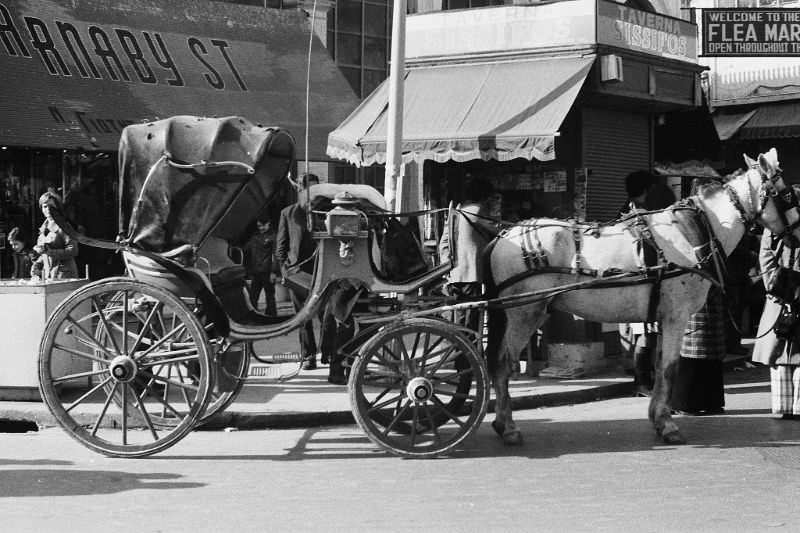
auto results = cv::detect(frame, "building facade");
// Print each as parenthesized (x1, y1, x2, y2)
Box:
(0, 0, 360, 277)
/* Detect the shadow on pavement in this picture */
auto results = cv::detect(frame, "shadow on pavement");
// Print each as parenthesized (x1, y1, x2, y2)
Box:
(0, 470, 205, 497)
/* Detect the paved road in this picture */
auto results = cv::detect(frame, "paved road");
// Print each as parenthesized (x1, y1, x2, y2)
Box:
(3, 366, 800, 533)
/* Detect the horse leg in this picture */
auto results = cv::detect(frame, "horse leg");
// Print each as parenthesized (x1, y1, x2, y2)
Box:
(488, 303, 548, 446)
(648, 320, 685, 444)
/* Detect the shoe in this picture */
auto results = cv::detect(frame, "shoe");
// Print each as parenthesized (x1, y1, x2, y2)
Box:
(320, 352, 329, 365)
(781, 413, 796, 420)
(327, 373, 347, 385)
(301, 357, 317, 371)
(674, 410, 701, 416)
(703, 408, 725, 415)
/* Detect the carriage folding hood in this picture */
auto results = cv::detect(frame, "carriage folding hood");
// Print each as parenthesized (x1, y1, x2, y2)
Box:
(117, 116, 295, 256)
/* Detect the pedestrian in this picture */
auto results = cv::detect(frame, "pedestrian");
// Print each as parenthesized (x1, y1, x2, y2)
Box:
(618, 169, 655, 217)
(276, 173, 320, 370)
(438, 176, 499, 332)
(243, 216, 278, 315)
(7, 226, 36, 279)
(30, 190, 80, 280)
(618, 169, 660, 396)
(670, 178, 727, 416)
(752, 220, 800, 420)
(670, 284, 727, 415)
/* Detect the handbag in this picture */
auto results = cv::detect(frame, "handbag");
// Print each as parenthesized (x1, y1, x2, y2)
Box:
(768, 267, 800, 305)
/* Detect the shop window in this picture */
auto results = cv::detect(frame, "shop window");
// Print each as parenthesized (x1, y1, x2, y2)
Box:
(364, 2, 387, 36)
(338, 0, 363, 33)
(363, 68, 386, 95)
(340, 66, 362, 97)
(364, 37, 387, 69)
(337, 33, 363, 66)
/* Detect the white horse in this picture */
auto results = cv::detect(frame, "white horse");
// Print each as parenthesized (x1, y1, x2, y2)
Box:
(484, 149, 800, 445)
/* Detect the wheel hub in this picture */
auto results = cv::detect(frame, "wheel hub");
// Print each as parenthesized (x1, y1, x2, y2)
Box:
(406, 377, 433, 403)
(109, 356, 138, 383)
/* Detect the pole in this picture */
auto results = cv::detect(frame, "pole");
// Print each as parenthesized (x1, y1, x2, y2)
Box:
(384, 0, 406, 213)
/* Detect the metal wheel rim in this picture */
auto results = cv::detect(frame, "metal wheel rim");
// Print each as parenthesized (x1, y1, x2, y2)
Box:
(349, 318, 489, 458)
(39, 278, 213, 457)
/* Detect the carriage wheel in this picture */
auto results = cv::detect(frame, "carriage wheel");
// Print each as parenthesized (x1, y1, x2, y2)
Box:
(349, 318, 489, 458)
(39, 278, 213, 457)
(198, 341, 250, 424)
(96, 298, 248, 426)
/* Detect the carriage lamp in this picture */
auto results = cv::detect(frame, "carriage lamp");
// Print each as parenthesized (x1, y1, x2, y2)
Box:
(327, 206, 361, 237)
(327, 192, 362, 238)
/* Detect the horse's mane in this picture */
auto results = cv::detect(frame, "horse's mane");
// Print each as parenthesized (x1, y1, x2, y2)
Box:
(694, 179, 724, 199)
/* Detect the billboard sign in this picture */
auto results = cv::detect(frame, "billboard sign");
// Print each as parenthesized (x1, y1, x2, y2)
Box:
(702, 8, 800, 56)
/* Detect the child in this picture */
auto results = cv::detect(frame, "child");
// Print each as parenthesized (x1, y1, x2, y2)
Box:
(7, 226, 36, 279)
(244, 217, 278, 315)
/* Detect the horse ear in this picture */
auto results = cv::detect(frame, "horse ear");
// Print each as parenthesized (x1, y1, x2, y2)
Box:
(758, 149, 780, 178)
(743, 153, 757, 169)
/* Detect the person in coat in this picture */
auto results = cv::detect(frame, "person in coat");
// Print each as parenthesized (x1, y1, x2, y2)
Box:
(7, 226, 36, 279)
(243, 216, 278, 315)
(438, 176, 499, 332)
(30, 190, 79, 280)
(752, 224, 800, 419)
(276, 174, 319, 370)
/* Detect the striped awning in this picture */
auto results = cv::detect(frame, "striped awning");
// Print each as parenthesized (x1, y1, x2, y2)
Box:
(327, 55, 595, 166)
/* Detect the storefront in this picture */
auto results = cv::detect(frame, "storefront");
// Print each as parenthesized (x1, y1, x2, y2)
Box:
(0, 0, 359, 277)
(328, 0, 708, 229)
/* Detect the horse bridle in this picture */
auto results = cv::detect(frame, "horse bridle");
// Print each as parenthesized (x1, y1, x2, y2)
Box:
(724, 167, 799, 241)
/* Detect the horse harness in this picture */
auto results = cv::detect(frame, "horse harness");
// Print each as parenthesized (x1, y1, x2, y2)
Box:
(490, 199, 729, 324)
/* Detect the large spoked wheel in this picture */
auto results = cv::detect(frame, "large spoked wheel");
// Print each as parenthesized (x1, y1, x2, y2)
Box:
(39, 278, 213, 457)
(349, 318, 489, 458)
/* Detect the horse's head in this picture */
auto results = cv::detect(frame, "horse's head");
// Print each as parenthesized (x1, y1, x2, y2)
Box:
(736, 148, 800, 248)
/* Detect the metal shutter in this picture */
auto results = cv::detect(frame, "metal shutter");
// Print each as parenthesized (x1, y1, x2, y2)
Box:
(582, 108, 652, 222)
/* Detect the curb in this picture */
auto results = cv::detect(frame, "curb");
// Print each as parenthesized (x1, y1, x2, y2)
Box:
(199, 381, 637, 431)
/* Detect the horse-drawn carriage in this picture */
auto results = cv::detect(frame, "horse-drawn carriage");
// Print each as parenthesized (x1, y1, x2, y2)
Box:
(38, 115, 800, 458)
(38, 115, 489, 458)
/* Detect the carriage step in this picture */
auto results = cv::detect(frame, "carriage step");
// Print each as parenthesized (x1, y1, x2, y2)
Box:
(248, 360, 302, 382)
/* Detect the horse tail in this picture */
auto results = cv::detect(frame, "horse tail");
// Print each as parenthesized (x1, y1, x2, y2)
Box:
(482, 236, 506, 375)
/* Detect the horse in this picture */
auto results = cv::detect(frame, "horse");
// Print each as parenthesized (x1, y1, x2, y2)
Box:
(484, 149, 800, 446)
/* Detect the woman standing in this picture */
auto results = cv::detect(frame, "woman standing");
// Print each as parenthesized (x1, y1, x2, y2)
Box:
(31, 190, 79, 280)
(670, 178, 726, 415)
(753, 225, 800, 419)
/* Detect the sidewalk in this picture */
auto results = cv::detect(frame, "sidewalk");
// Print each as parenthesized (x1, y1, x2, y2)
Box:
(0, 332, 755, 431)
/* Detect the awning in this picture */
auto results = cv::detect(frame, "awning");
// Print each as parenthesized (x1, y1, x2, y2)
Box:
(327, 55, 595, 166)
(0, 1, 359, 160)
(740, 101, 800, 139)
(713, 110, 757, 141)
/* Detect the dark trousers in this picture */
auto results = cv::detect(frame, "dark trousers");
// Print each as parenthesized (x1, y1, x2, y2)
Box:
(320, 309, 355, 377)
(249, 272, 277, 316)
(670, 357, 725, 413)
(289, 288, 317, 359)
(447, 281, 482, 332)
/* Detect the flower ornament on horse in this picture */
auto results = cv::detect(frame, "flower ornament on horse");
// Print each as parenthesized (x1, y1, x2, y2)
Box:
(483, 148, 800, 447)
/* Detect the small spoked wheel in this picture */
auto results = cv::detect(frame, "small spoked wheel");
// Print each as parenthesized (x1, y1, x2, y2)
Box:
(39, 278, 213, 457)
(349, 318, 489, 458)
(198, 341, 250, 424)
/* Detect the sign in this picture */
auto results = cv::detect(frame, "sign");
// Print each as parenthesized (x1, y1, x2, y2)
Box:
(573, 168, 588, 222)
(0, 0, 359, 156)
(406, 1, 595, 59)
(702, 9, 800, 56)
(597, 1, 697, 62)
(543, 170, 567, 193)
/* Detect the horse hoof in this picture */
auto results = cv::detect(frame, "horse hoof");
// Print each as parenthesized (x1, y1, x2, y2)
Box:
(503, 430, 524, 446)
(492, 420, 505, 437)
(662, 430, 685, 445)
